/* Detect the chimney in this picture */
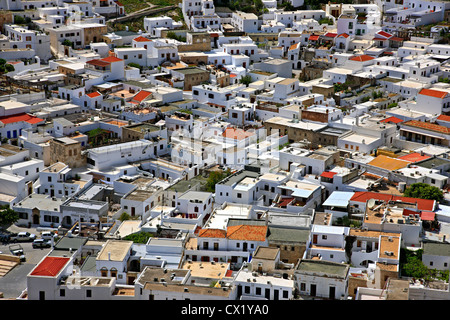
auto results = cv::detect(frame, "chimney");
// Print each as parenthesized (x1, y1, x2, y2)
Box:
(108, 252, 111, 260)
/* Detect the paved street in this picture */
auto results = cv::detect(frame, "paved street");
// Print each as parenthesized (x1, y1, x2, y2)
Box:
(0, 226, 52, 299)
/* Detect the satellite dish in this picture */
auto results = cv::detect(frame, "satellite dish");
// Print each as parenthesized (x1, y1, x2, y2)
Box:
(368, 199, 376, 209)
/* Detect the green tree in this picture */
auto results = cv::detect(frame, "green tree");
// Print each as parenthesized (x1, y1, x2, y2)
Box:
(239, 75, 253, 87)
(403, 183, 444, 201)
(62, 39, 73, 47)
(205, 169, 231, 193)
(119, 212, 131, 221)
(0, 205, 19, 228)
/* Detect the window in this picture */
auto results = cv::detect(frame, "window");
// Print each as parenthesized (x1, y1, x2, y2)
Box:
(322, 235, 327, 240)
(86, 290, 92, 298)
(256, 287, 261, 295)
(244, 286, 250, 294)
(237, 193, 242, 198)
(283, 291, 289, 299)
(300, 283, 306, 291)
(60, 289, 65, 297)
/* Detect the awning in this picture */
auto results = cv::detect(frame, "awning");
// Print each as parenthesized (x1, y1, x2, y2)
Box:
(320, 171, 337, 179)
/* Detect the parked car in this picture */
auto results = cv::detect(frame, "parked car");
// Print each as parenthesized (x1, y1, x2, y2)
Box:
(32, 239, 52, 249)
(41, 231, 57, 241)
(11, 232, 36, 242)
(9, 244, 25, 262)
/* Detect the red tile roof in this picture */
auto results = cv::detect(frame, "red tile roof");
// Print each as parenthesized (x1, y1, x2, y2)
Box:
(289, 43, 299, 51)
(101, 56, 123, 63)
(397, 152, 431, 163)
(226, 225, 267, 241)
(132, 90, 152, 103)
(402, 120, 450, 134)
(309, 35, 319, 41)
(133, 36, 152, 42)
(198, 228, 227, 238)
(87, 59, 110, 67)
(323, 32, 338, 38)
(0, 113, 44, 125)
(222, 127, 254, 140)
(380, 116, 403, 124)
(278, 197, 294, 207)
(377, 31, 393, 39)
(419, 88, 448, 99)
(87, 91, 101, 98)
(389, 37, 404, 42)
(351, 191, 435, 211)
(320, 171, 337, 179)
(420, 211, 436, 221)
(349, 55, 374, 62)
(338, 33, 349, 38)
(30, 256, 70, 277)
(437, 114, 450, 122)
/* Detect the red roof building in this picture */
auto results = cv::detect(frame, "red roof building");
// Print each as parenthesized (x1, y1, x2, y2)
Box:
(380, 116, 403, 124)
(402, 120, 450, 134)
(437, 114, 450, 122)
(101, 56, 123, 63)
(397, 152, 431, 163)
(0, 113, 44, 125)
(222, 127, 255, 141)
(133, 36, 152, 42)
(87, 91, 101, 98)
(349, 55, 374, 62)
(30, 256, 70, 277)
(226, 225, 267, 241)
(351, 191, 435, 211)
(419, 88, 448, 99)
(376, 31, 393, 39)
(198, 228, 227, 238)
(320, 171, 337, 179)
(309, 35, 320, 41)
(131, 90, 152, 104)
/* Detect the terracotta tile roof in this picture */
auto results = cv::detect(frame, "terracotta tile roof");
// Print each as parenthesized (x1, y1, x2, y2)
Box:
(323, 32, 338, 38)
(337, 33, 349, 38)
(198, 228, 227, 238)
(101, 56, 123, 63)
(402, 120, 450, 134)
(87, 91, 101, 98)
(133, 36, 152, 42)
(87, 59, 110, 67)
(289, 43, 299, 51)
(30, 256, 70, 277)
(397, 152, 431, 163)
(437, 114, 450, 122)
(367, 155, 409, 171)
(0, 113, 44, 125)
(419, 88, 448, 99)
(351, 191, 435, 211)
(132, 90, 152, 103)
(320, 171, 337, 179)
(380, 116, 403, 124)
(349, 54, 374, 62)
(226, 225, 267, 241)
(377, 31, 393, 39)
(222, 127, 255, 140)
(309, 35, 319, 41)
